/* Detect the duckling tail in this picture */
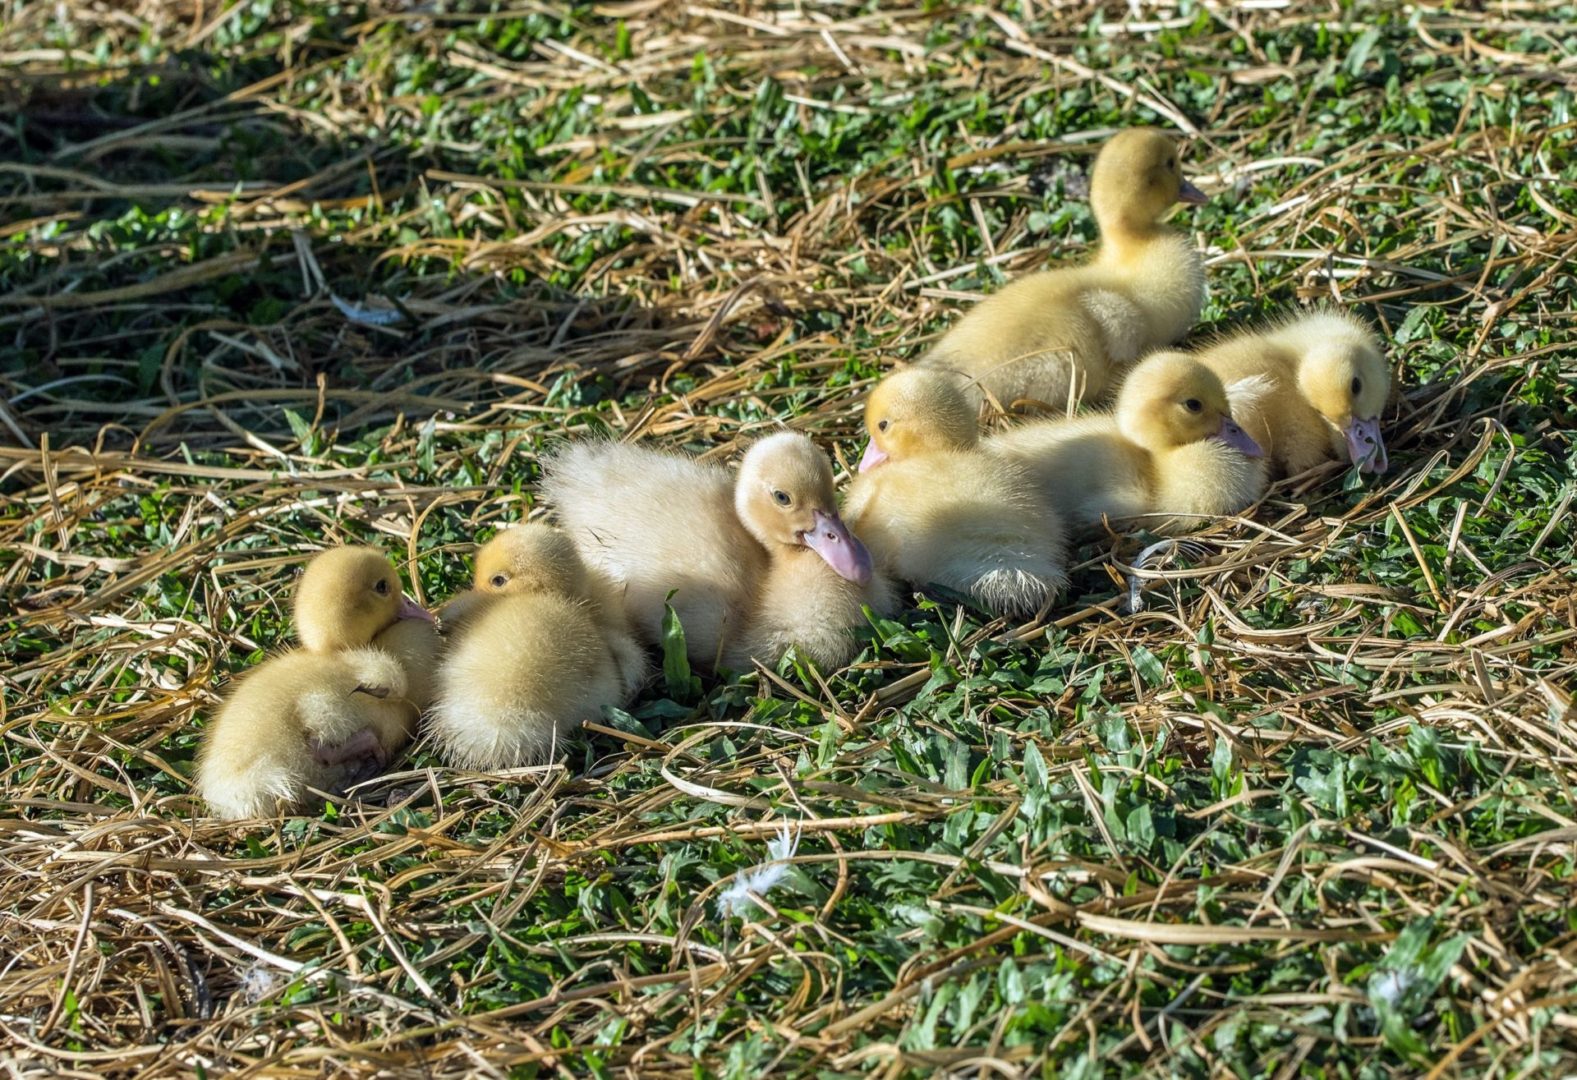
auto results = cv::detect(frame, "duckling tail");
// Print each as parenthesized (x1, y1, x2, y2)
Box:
(967, 563, 1069, 619)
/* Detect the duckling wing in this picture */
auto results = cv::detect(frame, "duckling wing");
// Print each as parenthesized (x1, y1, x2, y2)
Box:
(1077, 285, 1147, 369)
(331, 644, 407, 702)
(923, 270, 1113, 411)
(988, 417, 1149, 529)
(1147, 439, 1268, 530)
(540, 442, 766, 663)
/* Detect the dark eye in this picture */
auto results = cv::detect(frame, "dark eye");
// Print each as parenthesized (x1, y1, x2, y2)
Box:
(1183, 398, 1203, 413)
(490, 574, 508, 589)
(1351, 377, 1362, 396)
(877, 419, 889, 432)
(1167, 158, 1176, 171)
(374, 578, 390, 595)
(772, 490, 792, 507)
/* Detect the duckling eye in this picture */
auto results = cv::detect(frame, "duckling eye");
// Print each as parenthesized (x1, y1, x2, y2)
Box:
(772, 490, 793, 507)
(1350, 376, 1362, 397)
(490, 574, 508, 589)
(1166, 158, 1176, 171)
(877, 419, 889, 432)
(1183, 398, 1203, 414)
(374, 578, 390, 595)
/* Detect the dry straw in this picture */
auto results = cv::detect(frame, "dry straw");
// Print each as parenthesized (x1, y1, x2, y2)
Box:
(2, 0, 1575, 1075)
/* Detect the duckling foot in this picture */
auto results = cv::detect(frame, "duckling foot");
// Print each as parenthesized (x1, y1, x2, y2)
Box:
(309, 727, 387, 769)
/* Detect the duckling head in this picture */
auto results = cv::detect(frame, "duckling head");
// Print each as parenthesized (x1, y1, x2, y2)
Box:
(473, 523, 589, 598)
(1089, 128, 1206, 237)
(1116, 351, 1263, 458)
(1291, 312, 1391, 473)
(294, 546, 432, 653)
(736, 431, 873, 585)
(859, 367, 978, 471)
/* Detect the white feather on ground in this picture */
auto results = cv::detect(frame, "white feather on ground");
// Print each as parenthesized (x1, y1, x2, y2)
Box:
(716, 822, 800, 917)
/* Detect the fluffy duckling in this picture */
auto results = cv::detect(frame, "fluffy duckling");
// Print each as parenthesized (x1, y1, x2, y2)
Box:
(196, 547, 439, 820)
(721, 431, 896, 671)
(989, 350, 1265, 530)
(1197, 308, 1392, 478)
(922, 127, 1207, 413)
(428, 524, 648, 769)
(843, 367, 1069, 617)
(541, 432, 893, 673)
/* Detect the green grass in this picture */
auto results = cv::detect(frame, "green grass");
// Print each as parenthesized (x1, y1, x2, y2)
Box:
(2, 1, 1576, 1076)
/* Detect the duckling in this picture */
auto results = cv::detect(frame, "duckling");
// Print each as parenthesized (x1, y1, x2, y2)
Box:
(1196, 308, 1392, 478)
(721, 431, 896, 671)
(989, 350, 1265, 530)
(843, 367, 1069, 617)
(922, 127, 1208, 414)
(196, 547, 439, 820)
(427, 524, 648, 770)
(541, 432, 893, 673)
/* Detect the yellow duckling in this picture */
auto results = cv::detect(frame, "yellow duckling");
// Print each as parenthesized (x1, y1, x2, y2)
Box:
(843, 367, 1068, 617)
(541, 431, 894, 673)
(922, 127, 1207, 413)
(428, 524, 648, 770)
(1197, 308, 1393, 477)
(196, 547, 439, 820)
(722, 431, 898, 671)
(989, 350, 1265, 530)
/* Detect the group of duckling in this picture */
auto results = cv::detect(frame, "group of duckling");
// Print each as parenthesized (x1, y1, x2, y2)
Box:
(197, 128, 1396, 819)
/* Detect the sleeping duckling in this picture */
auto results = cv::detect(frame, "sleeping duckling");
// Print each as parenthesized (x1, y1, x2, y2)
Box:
(1197, 308, 1392, 478)
(541, 432, 893, 673)
(428, 524, 648, 770)
(196, 547, 439, 820)
(843, 367, 1069, 617)
(474, 523, 648, 693)
(922, 127, 1207, 413)
(989, 350, 1265, 530)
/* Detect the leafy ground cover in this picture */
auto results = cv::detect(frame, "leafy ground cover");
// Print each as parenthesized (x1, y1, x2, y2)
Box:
(2, 1, 1575, 1075)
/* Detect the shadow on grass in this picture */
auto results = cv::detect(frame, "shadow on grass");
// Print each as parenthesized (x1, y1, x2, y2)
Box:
(0, 39, 736, 453)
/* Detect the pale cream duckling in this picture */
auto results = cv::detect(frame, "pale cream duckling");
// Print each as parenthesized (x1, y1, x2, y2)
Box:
(1197, 308, 1393, 478)
(196, 547, 439, 820)
(722, 431, 898, 671)
(843, 367, 1069, 617)
(428, 524, 648, 770)
(541, 432, 893, 673)
(989, 350, 1266, 530)
(923, 127, 1207, 413)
